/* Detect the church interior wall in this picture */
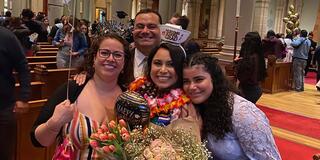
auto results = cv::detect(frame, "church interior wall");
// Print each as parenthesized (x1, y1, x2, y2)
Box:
(299, 0, 319, 32)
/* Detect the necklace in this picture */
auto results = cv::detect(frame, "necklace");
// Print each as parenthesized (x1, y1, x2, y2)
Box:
(129, 77, 190, 119)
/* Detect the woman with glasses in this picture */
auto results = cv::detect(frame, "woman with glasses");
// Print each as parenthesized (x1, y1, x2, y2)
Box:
(31, 33, 131, 159)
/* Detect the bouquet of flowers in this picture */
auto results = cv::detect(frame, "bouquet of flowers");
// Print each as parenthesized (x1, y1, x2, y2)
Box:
(89, 121, 211, 160)
(124, 126, 211, 160)
(89, 119, 130, 160)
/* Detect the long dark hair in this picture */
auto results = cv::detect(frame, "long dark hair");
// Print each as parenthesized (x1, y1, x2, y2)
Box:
(239, 31, 267, 81)
(82, 33, 131, 87)
(185, 53, 238, 140)
(144, 43, 185, 91)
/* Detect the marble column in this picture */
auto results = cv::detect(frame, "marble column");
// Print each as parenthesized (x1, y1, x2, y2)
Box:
(274, 0, 286, 34)
(313, 2, 320, 42)
(137, 0, 147, 11)
(221, 0, 255, 56)
(208, 0, 219, 39)
(216, 0, 225, 39)
(252, 0, 271, 36)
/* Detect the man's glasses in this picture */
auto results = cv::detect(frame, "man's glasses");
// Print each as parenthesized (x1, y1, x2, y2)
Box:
(98, 49, 125, 60)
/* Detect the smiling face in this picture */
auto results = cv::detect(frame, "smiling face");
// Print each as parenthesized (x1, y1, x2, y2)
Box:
(150, 48, 178, 90)
(94, 38, 125, 81)
(183, 64, 213, 104)
(132, 13, 161, 55)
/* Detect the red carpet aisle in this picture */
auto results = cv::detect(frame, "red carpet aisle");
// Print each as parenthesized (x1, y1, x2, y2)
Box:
(256, 105, 320, 160)
(305, 72, 317, 85)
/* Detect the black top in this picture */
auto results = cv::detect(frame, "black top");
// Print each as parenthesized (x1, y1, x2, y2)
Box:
(0, 26, 31, 109)
(30, 80, 86, 147)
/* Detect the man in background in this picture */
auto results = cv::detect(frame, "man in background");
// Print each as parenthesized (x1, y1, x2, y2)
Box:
(0, 26, 31, 160)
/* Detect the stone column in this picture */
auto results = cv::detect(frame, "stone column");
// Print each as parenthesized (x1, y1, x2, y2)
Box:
(313, 2, 320, 42)
(183, 0, 202, 38)
(252, 0, 271, 36)
(131, 0, 137, 19)
(176, 0, 183, 14)
(216, 0, 225, 39)
(12, 0, 28, 16)
(137, 0, 147, 11)
(221, 0, 255, 56)
(0, 0, 4, 15)
(274, 0, 286, 33)
(208, 0, 219, 39)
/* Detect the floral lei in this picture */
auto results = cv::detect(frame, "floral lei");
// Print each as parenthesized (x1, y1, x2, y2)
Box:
(129, 77, 190, 119)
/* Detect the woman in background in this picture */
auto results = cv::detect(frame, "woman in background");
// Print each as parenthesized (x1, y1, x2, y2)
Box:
(235, 32, 267, 104)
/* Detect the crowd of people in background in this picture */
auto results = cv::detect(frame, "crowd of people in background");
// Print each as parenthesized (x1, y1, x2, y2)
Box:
(1, 7, 319, 160)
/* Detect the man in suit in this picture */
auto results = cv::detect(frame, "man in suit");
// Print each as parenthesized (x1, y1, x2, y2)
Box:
(126, 9, 162, 83)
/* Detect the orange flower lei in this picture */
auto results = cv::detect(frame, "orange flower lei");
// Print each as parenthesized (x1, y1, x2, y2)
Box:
(129, 77, 190, 118)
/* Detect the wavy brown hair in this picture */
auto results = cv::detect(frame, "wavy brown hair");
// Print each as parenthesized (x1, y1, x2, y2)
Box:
(185, 53, 239, 140)
(81, 33, 131, 88)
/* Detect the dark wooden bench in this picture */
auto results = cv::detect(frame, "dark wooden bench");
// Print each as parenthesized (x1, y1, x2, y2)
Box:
(34, 65, 77, 99)
(15, 81, 45, 101)
(27, 56, 56, 63)
(35, 51, 57, 56)
(38, 48, 58, 51)
(29, 62, 57, 70)
(16, 99, 55, 160)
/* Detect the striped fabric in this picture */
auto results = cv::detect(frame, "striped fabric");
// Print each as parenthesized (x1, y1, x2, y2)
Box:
(62, 111, 101, 159)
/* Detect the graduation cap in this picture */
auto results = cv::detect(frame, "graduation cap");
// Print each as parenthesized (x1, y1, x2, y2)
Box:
(116, 11, 128, 19)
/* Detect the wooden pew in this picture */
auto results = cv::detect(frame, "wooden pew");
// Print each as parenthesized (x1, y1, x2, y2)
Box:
(37, 42, 50, 45)
(27, 56, 56, 63)
(261, 56, 292, 93)
(16, 99, 55, 160)
(37, 44, 56, 48)
(15, 81, 45, 101)
(200, 47, 220, 55)
(29, 62, 57, 70)
(35, 51, 57, 56)
(13, 70, 36, 82)
(34, 65, 77, 99)
(38, 48, 58, 52)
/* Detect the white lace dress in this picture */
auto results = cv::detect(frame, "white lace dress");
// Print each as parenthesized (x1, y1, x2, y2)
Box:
(206, 94, 281, 160)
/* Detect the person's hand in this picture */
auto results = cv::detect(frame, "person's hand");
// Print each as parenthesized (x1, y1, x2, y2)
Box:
(234, 55, 243, 62)
(73, 72, 87, 86)
(70, 51, 79, 56)
(48, 100, 75, 130)
(13, 101, 29, 113)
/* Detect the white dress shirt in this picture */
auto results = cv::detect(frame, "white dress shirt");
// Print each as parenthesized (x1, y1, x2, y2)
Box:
(134, 48, 147, 78)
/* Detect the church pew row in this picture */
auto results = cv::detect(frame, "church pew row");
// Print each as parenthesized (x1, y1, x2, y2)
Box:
(35, 51, 57, 56)
(37, 44, 56, 48)
(33, 66, 77, 99)
(27, 56, 56, 63)
(16, 99, 56, 160)
(38, 48, 58, 52)
(15, 81, 45, 101)
(28, 62, 57, 70)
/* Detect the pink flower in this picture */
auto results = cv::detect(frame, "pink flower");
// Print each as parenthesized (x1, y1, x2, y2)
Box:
(102, 146, 110, 153)
(118, 119, 127, 128)
(99, 134, 108, 141)
(108, 120, 116, 129)
(100, 124, 109, 132)
(121, 133, 130, 142)
(109, 145, 116, 152)
(89, 140, 98, 148)
(108, 133, 116, 140)
(120, 127, 128, 134)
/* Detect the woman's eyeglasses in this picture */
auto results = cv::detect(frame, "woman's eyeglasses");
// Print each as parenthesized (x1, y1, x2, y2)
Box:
(98, 49, 125, 60)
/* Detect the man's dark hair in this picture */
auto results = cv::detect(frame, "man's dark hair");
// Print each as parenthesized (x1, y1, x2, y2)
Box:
(54, 18, 60, 24)
(266, 30, 276, 38)
(135, 8, 162, 24)
(21, 9, 34, 20)
(300, 30, 308, 37)
(176, 15, 189, 30)
(5, 11, 11, 17)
